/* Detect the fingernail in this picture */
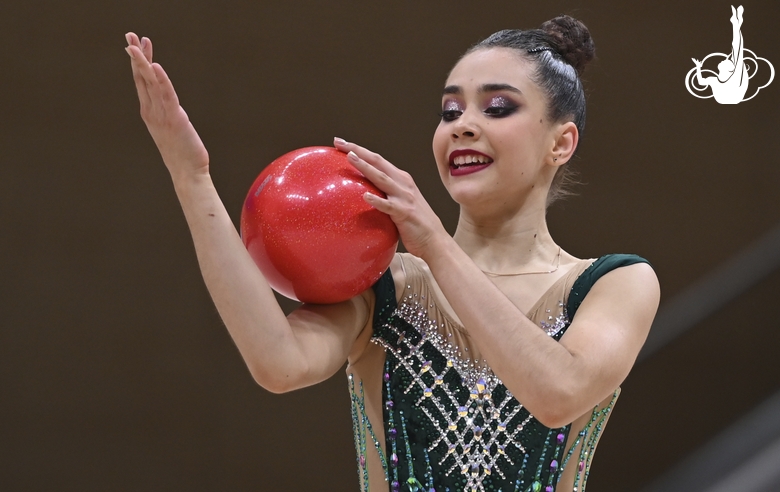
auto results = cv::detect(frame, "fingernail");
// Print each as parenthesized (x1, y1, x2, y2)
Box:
(141, 37, 148, 48)
(347, 151, 359, 162)
(334, 137, 347, 145)
(125, 33, 132, 44)
(125, 46, 135, 59)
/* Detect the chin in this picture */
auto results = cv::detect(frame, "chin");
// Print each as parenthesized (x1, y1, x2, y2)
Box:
(445, 182, 493, 208)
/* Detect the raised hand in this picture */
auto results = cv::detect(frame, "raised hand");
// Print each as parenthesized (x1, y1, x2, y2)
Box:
(125, 33, 209, 180)
(334, 137, 449, 261)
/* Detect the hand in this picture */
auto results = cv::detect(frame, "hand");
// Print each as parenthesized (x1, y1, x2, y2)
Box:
(692, 58, 702, 68)
(333, 138, 449, 260)
(125, 33, 209, 180)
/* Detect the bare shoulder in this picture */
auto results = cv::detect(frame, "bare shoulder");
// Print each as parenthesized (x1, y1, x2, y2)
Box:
(576, 261, 660, 324)
(591, 261, 659, 305)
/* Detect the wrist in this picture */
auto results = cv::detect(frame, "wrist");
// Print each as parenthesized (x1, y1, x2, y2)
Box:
(420, 232, 459, 272)
(170, 170, 215, 202)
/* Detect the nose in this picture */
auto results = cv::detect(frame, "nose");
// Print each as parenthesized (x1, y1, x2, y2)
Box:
(453, 129, 475, 138)
(451, 110, 480, 139)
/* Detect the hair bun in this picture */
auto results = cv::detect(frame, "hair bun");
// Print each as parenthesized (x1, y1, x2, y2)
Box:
(540, 15, 595, 76)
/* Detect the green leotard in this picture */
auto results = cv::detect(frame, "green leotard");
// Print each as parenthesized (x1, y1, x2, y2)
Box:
(347, 254, 650, 492)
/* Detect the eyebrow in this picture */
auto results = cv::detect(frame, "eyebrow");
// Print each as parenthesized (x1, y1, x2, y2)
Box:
(442, 83, 523, 96)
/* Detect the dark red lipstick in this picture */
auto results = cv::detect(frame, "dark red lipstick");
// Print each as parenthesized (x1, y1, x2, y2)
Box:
(449, 149, 494, 176)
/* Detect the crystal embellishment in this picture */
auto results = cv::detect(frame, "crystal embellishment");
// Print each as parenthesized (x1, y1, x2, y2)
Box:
(372, 299, 545, 491)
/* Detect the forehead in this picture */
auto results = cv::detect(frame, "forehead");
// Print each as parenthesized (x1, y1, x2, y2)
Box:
(445, 48, 539, 95)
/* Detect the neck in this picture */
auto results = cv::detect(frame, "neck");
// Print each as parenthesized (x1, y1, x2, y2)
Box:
(453, 199, 560, 273)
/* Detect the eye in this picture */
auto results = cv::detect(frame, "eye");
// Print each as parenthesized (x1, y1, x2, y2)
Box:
(439, 99, 463, 122)
(483, 106, 518, 117)
(439, 109, 462, 122)
(483, 96, 519, 118)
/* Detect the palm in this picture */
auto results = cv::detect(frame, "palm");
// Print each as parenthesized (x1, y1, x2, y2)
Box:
(146, 104, 209, 176)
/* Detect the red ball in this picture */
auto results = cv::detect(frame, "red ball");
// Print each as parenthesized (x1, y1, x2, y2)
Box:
(240, 146, 399, 304)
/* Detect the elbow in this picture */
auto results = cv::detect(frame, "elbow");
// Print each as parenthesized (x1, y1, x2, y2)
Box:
(533, 406, 576, 430)
(247, 361, 308, 394)
(255, 377, 295, 395)
(529, 383, 582, 429)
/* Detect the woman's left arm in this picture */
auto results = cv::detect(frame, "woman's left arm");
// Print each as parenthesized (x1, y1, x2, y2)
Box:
(427, 240, 659, 428)
(337, 138, 660, 428)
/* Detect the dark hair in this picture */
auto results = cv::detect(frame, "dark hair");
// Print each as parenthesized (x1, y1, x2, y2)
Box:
(463, 15, 595, 205)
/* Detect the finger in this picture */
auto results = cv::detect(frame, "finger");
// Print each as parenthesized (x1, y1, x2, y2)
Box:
(335, 138, 399, 178)
(127, 45, 153, 109)
(141, 36, 153, 63)
(347, 151, 400, 196)
(151, 63, 181, 110)
(125, 32, 140, 47)
(362, 191, 394, 215)
(333, 136, 349, 149)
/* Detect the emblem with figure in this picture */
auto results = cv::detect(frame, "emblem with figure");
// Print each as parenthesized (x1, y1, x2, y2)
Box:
(685, 5, 774, 104)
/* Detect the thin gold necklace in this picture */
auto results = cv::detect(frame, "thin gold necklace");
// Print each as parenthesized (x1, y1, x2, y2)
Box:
(480, 246, 562, 277)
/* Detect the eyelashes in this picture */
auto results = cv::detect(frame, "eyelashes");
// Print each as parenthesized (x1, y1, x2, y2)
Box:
(439, 109, 462, 122)
(483, 104, 519, 118)
(439, 96, 519, 122)
(439, 100, 463, 122)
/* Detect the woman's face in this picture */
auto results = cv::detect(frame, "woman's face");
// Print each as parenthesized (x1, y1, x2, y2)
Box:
(432, 48, 561, 210)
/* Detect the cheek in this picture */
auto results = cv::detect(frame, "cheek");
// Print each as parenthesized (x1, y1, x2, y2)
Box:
(497, 121, 542, 153)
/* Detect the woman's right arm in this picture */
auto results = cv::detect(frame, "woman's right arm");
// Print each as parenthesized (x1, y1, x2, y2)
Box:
(125, 33, 369, 393)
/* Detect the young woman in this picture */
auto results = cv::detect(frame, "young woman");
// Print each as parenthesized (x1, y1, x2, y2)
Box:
(126, 14, 659, 492)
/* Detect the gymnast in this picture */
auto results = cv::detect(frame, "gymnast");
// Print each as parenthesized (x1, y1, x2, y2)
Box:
(125, 14, 659, 492)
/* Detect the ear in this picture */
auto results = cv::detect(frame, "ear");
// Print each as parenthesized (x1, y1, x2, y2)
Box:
(548, 121, 578, 168)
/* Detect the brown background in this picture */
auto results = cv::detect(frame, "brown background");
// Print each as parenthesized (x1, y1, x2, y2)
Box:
(2, 0, 779, 490)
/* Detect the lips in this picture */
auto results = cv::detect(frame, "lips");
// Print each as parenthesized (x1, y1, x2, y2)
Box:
(448, 149, 493, 176)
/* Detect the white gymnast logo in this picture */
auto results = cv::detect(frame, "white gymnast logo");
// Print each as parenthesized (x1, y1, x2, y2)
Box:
(685, 5, 774, 104)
